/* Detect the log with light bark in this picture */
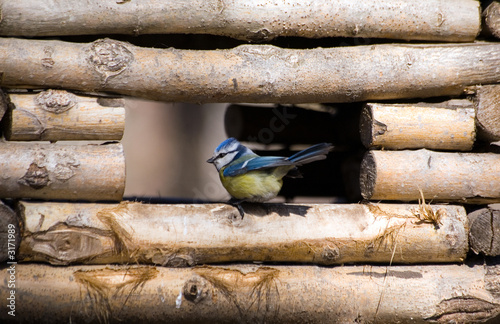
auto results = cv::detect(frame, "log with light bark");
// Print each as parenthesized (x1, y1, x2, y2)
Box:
(483, 1, 500, 39)
(360, 100, 476, 151)
(0, 201, 19, 263)
(472, 84, 500, 142)
(1, 262, 499, 323)
(1, 89, 125, 141)
(0, 142, 125, 201)
(360, 149, 500, 203)
(16, 201, 468, 266)
(469, 204, 500, 256)
(0, 0, 481, 42)
(2, 38, 500, 103)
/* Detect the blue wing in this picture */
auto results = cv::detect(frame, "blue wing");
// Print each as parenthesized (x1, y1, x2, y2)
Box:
(223, 156, 293, 177)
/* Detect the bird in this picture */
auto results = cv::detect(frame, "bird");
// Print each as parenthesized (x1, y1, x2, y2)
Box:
(207, 138, 333, 207)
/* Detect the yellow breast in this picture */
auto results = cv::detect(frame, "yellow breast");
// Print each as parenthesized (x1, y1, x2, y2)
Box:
(219, 168, 286, 202)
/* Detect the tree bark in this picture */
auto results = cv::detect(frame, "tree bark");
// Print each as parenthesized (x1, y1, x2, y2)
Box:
(0, 0, 481, 42)
(0, 201, 19, 263)
(360, 100, 475, 151)
(2, 38, 500, 103)
(483, 1, 500, 39)
(469, 204, 500, 256)
(0, 142, 125, 201)
(360, 150, 500, 203)
(16, 201, 468, 266)
(2, 89, 125, 141)
(1, 262, 499, 323)
(473, 84, 500, 142)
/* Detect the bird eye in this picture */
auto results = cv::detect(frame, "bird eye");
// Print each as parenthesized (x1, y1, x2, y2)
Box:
(219, 152, 227, 158)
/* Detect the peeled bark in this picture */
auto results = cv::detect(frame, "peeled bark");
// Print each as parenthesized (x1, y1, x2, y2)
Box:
(1, 262, 499, 323)
(2, 38, 500, 103)
(0, 142, 125, 201)
(0, 0, 481, 42)
(2, 89, 125, 141)
(17, 201, 468, 266)
(360, 100, 475, 151)
(360, 150, 500, 203)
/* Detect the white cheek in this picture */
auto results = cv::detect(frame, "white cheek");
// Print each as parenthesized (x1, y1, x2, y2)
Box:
(215, 152, 238, 170)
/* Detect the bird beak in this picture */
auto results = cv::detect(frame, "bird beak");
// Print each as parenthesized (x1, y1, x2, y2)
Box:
(207, 156, 215, 163)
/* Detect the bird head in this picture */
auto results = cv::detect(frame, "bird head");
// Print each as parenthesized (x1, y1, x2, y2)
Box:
(207, 138, 255, 171)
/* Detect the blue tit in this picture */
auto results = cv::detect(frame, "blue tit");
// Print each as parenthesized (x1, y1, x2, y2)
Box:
(207, 138, 333, 202)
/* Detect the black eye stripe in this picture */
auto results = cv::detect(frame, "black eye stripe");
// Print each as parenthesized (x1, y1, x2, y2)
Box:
(217, 150, 237, 159)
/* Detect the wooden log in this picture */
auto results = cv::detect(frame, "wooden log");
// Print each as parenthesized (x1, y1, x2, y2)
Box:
(16, 201, 468, 266)
(472, 84, 500, 141)
(0, 87, 7, 121)
(360, 149, 500, 203)
(0, 142, 125, 201)
(469, 204, 500, 256)
(0, 201, 19, 263)
(483, 1, 500, 39)
(1, 262, 499, 323)
(2, 89, 125, 141)
(360, 100, 476, 151)
(2, 38, 500, 103)
(0, 0, 481, 42)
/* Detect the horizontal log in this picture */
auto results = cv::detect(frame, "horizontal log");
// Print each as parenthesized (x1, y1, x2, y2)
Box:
(2, 38, 500, 103)
(360, 150, 500, 203)
(0, 201, 19, 263)
(360, 100, 475, 151)
(483, 1, 500, 39)
(2, 89, 125, 141)
(1, 262, 499, 323)
(16, 201, 468, 266)
(469, 204, 500, 256)
(0, 0, 481, 42)
(0, 142, 125, 201)
(473, 84, 500, 141)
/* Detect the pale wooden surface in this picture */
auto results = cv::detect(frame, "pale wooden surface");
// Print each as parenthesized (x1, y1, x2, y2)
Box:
(0, 0, 480, 42)
(360, 149, 500, 203)
(360, 100, 475, 151)
(0, 142, 125, 201)
(3, 90, 125, 141)
(1, 262, 499, 323)
(473, 84, 500, 141)
(2, 38, 500, 103)
(17, 201, 468, 266)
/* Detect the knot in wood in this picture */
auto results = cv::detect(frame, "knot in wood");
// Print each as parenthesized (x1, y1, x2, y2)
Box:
(88, 39, 133, 80)
(183, 276, 210, 304)
(320, 245, 340, 264)
(35, 90, 77, 114)
(18, 162, 50, 189)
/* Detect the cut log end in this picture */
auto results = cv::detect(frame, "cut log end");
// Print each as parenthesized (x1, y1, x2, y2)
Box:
(483, 1, 500, 39)
(359, 151, 376, 200)
(468, 204, 500, 256)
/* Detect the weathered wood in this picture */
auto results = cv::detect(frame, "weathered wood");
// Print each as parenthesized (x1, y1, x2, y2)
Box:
(0, 88, 7, 121)
(483, 1, 500, 39)
(2, 38, 500, 103)
(0, 0, 481, 42)
(2, 89, 125, 141)
(360, 150, 500, 203)
(360, 100, 475, 151)
(473, 84, 500, 141)
(1, 262, 499, 323)
(0, 201, 19, 263)
(0, 142, 125, 201)
(16, 201, 468, 266)
(469, 204, 500, 256)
